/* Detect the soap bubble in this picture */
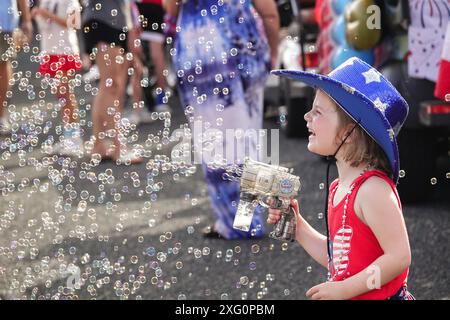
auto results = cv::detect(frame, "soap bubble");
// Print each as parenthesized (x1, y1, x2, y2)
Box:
(239, 276, 249, 285)
(251, 244, 260, 254)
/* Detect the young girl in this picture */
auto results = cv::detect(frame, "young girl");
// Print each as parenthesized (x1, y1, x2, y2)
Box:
(32, 0, 83, 157)
(269, 57, 415, 300)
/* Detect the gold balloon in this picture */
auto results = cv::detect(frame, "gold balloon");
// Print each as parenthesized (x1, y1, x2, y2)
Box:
(345, 0, 382, 51)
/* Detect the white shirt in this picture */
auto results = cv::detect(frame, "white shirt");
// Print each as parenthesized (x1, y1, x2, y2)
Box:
(408, 0, 450, 82)
(35, 0, 81, 55)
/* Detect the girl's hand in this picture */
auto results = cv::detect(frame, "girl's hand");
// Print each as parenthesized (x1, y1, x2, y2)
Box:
(267, 198, 300, 224)
(306, 281, 349, 300)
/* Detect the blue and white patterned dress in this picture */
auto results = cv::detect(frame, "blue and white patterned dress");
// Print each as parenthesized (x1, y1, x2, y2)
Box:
(172, 0, 270, 239)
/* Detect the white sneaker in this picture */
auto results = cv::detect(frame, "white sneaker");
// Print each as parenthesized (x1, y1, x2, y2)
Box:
(0, 118, 11, 135)
(127, 112, 141, 125)
(52, 137, 84, 158)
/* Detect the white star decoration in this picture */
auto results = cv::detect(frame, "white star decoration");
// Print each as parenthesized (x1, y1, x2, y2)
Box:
(373, 98, 388, 114)
(330, 57, 357, 75)
(362, 68, 382, 84)
(387, 128, 395, 141)
(342, 84, 356, 94)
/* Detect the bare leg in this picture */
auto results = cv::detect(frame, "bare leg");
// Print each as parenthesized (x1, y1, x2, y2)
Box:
(149, 41, 167, 92)
(91, 44, 126, 157)
(56, 73, 78, 126)
(0, 61, 11, 119)
(91, 43, 142, 163)
(131, 56, 143, 112)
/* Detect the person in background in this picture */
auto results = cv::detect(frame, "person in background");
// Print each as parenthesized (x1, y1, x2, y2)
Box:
(126, 1, 156, 125)
(32, 0, 84, 157)
(81, 0, 143, 164)
(135, 0, 171, 113)
(164, 0, 279, 239)
(0, 0, 33, 135)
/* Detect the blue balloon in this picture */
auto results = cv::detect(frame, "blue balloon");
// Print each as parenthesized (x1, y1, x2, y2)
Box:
(331, 46, 375, 69)
(331, 15, 346, 45)
(331, 0, 351, 15)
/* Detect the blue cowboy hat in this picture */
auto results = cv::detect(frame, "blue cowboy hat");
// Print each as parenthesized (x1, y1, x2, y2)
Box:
(271, 57, 409, 183)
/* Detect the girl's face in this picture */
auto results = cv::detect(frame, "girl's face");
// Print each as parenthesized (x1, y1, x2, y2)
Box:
(304, 90, 341, 156)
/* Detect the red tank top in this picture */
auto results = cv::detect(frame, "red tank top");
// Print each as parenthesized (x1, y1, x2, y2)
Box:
(328, 169, 409, 300)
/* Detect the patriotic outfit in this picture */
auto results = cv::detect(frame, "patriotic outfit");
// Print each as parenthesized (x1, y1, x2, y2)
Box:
(173, 0, 270, 239)
(35, 0, 82, 77)
(328, 169, 413, 300)
(273, 57, 414, 299)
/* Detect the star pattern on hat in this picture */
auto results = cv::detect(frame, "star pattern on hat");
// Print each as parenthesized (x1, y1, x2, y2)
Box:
(387, 128, 395, 141)
(392, 121, 402, 135)
(362, 68, 382, 84)
(342, 83, 356, 94)
(329, 58, 357, 75)
(373, 97, 388, 114)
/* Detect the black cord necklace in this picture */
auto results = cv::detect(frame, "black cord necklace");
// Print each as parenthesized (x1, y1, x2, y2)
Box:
(324, 123, 359, 263)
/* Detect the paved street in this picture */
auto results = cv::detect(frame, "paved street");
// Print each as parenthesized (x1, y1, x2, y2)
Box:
(0, 53, 449, 300)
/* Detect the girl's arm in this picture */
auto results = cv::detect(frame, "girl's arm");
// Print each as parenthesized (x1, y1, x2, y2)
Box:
(340, 177, 411, 298)
(251, 0, 280, 68)
(268, 199, 329, 268)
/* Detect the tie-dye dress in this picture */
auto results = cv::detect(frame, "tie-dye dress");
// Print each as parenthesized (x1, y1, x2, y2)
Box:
(172, 0, 270, 239)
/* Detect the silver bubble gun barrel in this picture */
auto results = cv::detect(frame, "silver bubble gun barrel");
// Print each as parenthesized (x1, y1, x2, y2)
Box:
(233, 158, 301, 242)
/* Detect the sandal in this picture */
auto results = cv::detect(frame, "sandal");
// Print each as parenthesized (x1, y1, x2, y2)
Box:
(202, 225, 223, 239)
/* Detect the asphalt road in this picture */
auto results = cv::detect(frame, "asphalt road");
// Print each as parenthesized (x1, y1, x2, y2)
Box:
(0, 50, 449, 300)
